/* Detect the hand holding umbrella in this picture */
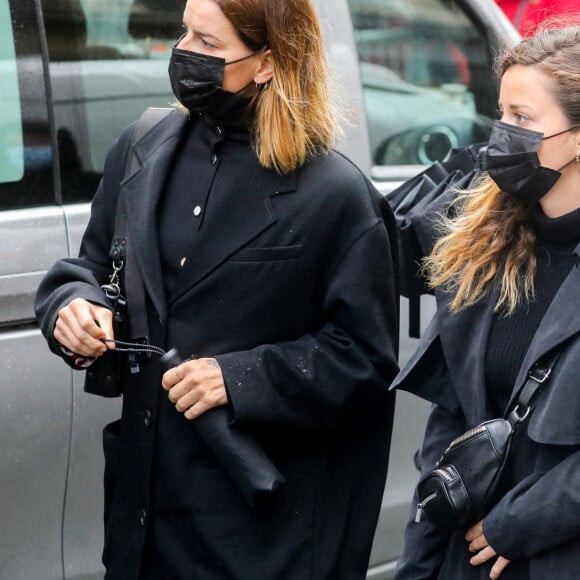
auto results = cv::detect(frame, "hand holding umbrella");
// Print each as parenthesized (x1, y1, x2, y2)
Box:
(159, 348, 285, 506)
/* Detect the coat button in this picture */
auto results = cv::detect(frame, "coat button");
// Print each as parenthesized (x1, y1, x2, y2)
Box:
(193, 205, 202, 217)
(143, 410, 152, 427)
(211, 154, 218, 165)
(138, 508, 147, 527)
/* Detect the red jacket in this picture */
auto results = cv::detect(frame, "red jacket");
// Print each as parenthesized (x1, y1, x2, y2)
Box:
(496, 0, 579, 35)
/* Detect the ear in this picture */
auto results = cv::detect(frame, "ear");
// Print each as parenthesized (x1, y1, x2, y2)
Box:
(572, 128, 580, 159)
(253, 50, 274, 85)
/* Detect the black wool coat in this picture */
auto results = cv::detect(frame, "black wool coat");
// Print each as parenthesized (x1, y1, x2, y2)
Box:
(35, 109, 399, 580)
(392, 269, 580, 580)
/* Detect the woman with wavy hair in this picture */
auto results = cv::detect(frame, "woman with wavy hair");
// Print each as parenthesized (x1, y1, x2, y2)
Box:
(35, 0, 400, 578)
(392, 23, 580, 580)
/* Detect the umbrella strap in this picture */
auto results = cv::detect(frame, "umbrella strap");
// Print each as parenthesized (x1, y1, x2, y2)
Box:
(101, 338, 166, 358)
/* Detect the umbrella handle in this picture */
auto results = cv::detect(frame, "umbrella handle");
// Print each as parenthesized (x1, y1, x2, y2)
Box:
(160, 348, 285, 505)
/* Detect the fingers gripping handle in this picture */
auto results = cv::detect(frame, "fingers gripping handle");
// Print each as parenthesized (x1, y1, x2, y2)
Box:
(159, 348, 285, 505)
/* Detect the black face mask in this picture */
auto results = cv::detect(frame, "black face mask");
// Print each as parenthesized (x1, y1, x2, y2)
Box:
(168, 46, 257, 117)
(483, 120, 577, 202)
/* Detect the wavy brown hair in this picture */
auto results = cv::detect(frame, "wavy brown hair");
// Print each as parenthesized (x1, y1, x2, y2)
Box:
(216, 0, 342, 173)
(425, 23, 580, 314)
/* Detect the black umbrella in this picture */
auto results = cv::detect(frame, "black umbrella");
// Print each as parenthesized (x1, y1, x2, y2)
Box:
(159, 348, 286, 506)
(388, 143, 485, 337)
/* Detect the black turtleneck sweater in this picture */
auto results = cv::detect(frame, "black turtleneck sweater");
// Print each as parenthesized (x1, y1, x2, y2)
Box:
(485, 204, 580, 416)
(157, 102, 253, 298)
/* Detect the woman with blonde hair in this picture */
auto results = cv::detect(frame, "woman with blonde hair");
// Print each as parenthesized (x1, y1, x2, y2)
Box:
(35, 0, 399, 578)
(392, 23, 580, 580)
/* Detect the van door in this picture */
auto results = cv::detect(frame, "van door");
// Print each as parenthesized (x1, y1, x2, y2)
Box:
(320, 0, 518, 577)
(0, 0, 73, 577)
(20, 0, 519, 578)
(38, 0, 183, 575)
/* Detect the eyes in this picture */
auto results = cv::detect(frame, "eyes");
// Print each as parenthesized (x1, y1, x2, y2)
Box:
(180, 25, 218, 51)
(513, 112, 530, 125)
(497, 107, 530, 126)
(200, 38, 217, 50)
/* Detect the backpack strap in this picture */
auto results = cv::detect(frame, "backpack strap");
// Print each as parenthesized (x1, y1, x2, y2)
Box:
(123, 107, 174, 180)
(109, 108, 173, 357)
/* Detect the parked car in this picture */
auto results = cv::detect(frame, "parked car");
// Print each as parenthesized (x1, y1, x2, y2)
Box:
(0, 0, 517, 578)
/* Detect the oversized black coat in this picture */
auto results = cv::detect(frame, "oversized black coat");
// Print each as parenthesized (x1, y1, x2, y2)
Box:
(35, 109, 399, 580)
(392, 269, 580, 580)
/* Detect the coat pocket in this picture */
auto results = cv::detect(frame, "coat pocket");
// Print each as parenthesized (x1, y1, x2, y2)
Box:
(229, 244, 303, 262)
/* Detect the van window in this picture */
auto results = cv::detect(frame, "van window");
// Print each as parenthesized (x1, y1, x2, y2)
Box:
(348, 0, 497, 167)
(0, 0, 24, 184)
(41, 0, 184, 203)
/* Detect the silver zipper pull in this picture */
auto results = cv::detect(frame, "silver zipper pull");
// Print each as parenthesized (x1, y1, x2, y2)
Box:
(415, 491, 437, 523)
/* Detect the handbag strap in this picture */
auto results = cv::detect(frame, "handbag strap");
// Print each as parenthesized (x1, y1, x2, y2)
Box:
(506, 349, 561, 427)
(109, 107, 173, 343)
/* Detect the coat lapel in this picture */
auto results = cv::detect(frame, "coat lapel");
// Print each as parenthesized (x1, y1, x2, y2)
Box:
(168, 163, 298, 305)
(120, 108, 298, 315)
(510, 250, 580, 401)
(438, 288, 497, 424)
(122, 110, 188, 322)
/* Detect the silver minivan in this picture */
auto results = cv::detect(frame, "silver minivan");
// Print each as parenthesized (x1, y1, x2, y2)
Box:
(0, 0, 517, 578)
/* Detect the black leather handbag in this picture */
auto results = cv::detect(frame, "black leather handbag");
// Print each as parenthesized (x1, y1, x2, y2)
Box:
(83, 282, 130, 398)
(416, 351, 559, 529)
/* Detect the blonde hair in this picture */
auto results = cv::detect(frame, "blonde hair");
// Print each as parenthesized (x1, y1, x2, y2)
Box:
(217, 0, 342, 173)
(425, 177, 535, 313)
(425, 24, 580, 314)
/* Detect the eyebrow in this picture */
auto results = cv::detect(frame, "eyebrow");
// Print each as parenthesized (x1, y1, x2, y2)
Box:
(503, 103, 534, 111)
(183, 24, 221, 42)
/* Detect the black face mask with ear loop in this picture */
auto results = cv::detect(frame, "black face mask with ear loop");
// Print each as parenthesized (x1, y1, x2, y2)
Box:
(483, 120, 579, 202)
(168, 41, 260, 118)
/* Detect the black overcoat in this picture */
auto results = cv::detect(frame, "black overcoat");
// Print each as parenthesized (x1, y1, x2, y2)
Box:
(391, 261, 580, 580)
(35, 110, 399, 580)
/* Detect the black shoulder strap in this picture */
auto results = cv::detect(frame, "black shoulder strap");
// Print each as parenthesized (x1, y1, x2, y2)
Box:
(113, 107, 173, 243)
(110, 107, 173, 342)
(506, 349, 561, 426)
(124, 108, 174, 180)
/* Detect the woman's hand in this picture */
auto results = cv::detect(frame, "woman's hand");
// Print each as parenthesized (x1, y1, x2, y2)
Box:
(466, 520, 511, 580)
(55, 298, 114, 357)
(162, 358, 228, 420)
